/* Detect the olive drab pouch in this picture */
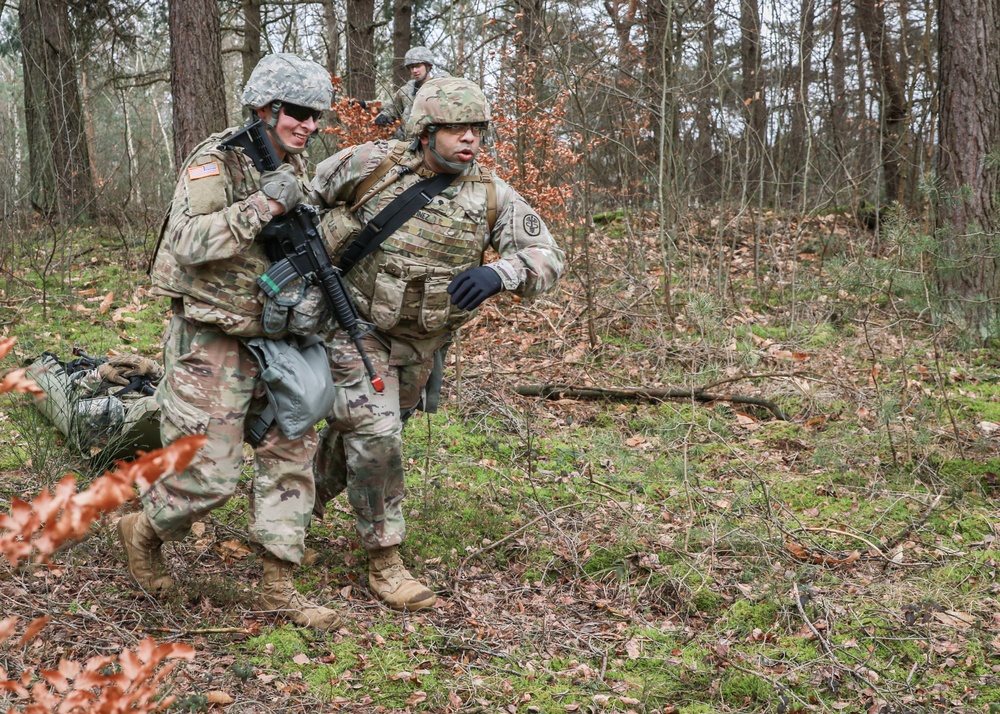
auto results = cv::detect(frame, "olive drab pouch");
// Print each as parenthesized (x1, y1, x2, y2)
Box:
(319, 204, 363, 265)
(418, 276, 454, 333)
(369, 271, 407, 330)
(25, 351, 163, 463)
(260, 276, 331, 338)
(261, 275, 307, 336)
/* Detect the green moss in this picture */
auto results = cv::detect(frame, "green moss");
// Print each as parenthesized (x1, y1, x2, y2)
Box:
(806, 323, 839, 348)
(719, 672, 770, 702)
(724, 599, 780, 634)
(246, 626, 310, 659)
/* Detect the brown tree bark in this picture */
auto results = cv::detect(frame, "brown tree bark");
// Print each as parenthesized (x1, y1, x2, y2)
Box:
(789, 0, 815, 196)
(346, 0, 376, 100)
(242, 0, 263, 89)
(830, 0, 846, 155)
(740, 0, 766, 199)
(18, 0, 94, 218)
(855, 0, 908, 204)
(324, 0, 341, 79)
(168, 0, 226, 168)
(393, 0, 412, 87)
(936, 0, 1000, 339)
(516, 0, 545, 94)
(694, 0, 719, 200)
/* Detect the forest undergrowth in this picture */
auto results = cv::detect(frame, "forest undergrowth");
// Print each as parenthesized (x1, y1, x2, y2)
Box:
(1, 208, 999, 713)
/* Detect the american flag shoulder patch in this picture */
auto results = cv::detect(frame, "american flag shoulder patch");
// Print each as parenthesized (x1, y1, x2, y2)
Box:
(188, 163, 221, 180)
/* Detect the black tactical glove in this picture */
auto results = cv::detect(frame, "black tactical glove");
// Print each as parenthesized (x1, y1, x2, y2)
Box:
(447, 266, 504, 311)
(352, 99, 368, 110)
(374, 114, 393, 127)
(260, 168, 303, 211)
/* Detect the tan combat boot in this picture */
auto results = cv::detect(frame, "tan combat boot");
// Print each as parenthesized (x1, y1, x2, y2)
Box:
(117, 512, 175, 593)
(259, 557, 341, 629)
(368, 546, 437, 611)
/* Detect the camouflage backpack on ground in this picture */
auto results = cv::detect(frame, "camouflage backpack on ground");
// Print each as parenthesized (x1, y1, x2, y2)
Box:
(26, 350, 163, 461)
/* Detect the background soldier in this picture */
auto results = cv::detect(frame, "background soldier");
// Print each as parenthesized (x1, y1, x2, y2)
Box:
(312, 77, 565, 611)
(373, 46, 447, 139)
(118, 54, 340, 628)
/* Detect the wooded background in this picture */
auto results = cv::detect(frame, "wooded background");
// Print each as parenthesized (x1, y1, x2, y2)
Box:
(2, 0, 999, 335)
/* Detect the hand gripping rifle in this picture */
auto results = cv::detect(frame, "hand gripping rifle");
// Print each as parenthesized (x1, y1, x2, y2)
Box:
(256, 206, 385, 394)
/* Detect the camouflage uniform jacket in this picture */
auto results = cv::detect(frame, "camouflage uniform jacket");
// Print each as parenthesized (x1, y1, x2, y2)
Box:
(151, 127, 312, 337)
(311, 139, 564, 343)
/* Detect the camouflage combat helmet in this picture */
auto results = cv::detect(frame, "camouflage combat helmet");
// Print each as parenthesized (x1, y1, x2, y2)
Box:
(406, 77, 491, 138)
(403, 46, 436, 68)
(241, 53, 333, 111)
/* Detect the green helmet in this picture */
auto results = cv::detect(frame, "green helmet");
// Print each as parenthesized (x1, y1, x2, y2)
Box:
(241, 53, 333, 111)
(406, 77, 491, 137)
(403, 46, 435, 68)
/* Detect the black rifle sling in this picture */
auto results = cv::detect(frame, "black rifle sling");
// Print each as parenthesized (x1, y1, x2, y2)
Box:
(338, 171, 456, 275)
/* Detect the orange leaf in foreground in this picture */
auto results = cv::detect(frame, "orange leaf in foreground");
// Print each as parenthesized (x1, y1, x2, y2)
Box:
(0, 367, 43, 396)
(0, 435, 206, 567)
(19, 616, 50, 645)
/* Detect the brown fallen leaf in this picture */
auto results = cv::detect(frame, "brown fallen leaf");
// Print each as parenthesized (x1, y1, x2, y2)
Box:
(99, 291, 114, 314)
(933, 610, 976, 631)
(207, 690, 234, 706)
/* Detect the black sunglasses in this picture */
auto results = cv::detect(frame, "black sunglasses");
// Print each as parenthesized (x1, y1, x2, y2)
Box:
(281, 103, 324, 123)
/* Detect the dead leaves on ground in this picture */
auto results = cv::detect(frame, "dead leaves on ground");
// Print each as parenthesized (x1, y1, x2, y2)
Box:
(785, 540, 861, 567)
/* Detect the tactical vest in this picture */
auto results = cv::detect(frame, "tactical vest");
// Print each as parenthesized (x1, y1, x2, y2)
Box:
(341, 146, 499, 340)
(151, 129, 315, 338)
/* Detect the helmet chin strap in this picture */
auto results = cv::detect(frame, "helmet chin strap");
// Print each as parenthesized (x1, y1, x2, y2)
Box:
(264, 101, 311, 156)
(427, 130, 469, 173)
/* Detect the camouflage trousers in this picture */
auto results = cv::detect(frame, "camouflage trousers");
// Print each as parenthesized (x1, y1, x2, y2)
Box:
(314, 331, 441, 550)
(143, 316, 317, 564)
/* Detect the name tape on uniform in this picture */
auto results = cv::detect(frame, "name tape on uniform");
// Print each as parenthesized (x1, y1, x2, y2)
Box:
(188, 163, 221, 180)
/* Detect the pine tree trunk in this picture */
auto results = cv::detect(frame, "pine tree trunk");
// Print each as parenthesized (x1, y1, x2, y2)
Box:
(393, 0, 412, 88)
(856, 0, 908, 204)
(242, 0, 263, 89)
(168, 0, 226, 168)
(936, 0, 1000, 339)
(346, 0, 376, 100)
(740, 0, 766, 201)
(19, 0, 93, 219)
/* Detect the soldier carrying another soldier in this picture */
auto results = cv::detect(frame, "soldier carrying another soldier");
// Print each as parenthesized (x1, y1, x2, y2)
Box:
(119, 54, 341, 629)
(311, 77, 564, 611)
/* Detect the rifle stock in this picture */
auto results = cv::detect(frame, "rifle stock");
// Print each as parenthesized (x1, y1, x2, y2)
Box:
(218, 120, 281, 172)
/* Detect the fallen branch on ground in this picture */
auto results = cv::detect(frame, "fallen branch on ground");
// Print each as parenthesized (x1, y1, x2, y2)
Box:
(514, 383, 790, 420)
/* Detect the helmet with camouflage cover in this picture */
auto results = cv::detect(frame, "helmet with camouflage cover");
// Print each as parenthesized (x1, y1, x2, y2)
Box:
(403, 46, 436, 68)
(241, 53, 333, 111)
(406, 77, 491, 138)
